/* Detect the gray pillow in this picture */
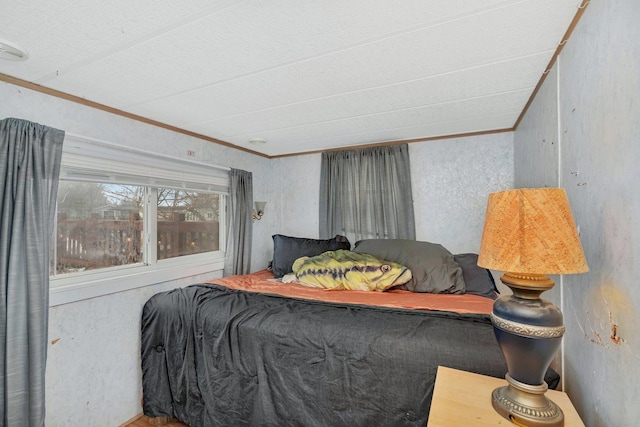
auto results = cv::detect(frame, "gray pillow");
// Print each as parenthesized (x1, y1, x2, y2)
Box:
(454, 253, 499, 300)
(271, 234, 351, 278)
(353, 239, 465, 294)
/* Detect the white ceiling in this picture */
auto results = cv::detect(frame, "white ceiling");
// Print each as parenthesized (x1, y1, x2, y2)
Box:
(0, 0, 581, 157)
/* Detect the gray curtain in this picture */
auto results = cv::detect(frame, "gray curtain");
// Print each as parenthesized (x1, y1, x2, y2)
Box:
(224, 168, 253, 276)
(1, 118, 65, 427)
(319, 144, 416, 243)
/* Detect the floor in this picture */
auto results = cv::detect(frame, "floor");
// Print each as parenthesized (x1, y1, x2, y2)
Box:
(120, 414, 189, 427)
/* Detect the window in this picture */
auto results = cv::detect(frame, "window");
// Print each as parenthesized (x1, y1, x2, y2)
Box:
(50, 135, 229, 306)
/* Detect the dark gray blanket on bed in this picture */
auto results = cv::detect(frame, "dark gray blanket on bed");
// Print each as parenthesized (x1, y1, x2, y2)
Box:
(141, 283, 559, 426)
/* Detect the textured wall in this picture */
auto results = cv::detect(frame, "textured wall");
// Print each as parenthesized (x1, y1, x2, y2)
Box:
(513, 1, 640, 425)
(410, 133, 514, 254)
(275, 154, 323, 238)
(514, 67, 560, 189)
(559, 1, 640, 424)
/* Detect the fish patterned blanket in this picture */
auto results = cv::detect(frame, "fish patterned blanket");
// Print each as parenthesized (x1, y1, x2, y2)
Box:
(282, 249, 412, 291)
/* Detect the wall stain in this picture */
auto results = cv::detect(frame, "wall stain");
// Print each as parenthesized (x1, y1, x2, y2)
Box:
(579, 284, 634, 351)
(609, 313, 624, 345)
(610, 325, 622, 345)
(582, 309, 625, 348)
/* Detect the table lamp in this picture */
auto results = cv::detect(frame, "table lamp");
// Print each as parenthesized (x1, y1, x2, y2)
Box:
(478, 188, 588, 426)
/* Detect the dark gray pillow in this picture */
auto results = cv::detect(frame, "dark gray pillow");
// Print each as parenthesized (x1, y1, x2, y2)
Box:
(272, 234, 351, 278)
(454, 253, 499, 300)
(353, 239, 465, 294)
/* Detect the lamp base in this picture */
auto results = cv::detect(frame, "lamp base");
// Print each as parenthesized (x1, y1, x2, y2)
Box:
(490, 272, 566, 426)
(492, 373, 564, 427)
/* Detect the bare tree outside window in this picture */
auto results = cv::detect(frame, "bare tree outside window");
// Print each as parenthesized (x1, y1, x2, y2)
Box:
(52, 181, 222, 275)
(156, 189, 220, 260)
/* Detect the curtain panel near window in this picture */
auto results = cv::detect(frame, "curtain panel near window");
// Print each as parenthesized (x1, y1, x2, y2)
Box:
(319, 144, 416, 244)
(0, 118, 65, 427)
(224, 169, 253, 276)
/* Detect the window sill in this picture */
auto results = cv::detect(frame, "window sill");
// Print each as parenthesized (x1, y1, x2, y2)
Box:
(49, 255, 225, 306)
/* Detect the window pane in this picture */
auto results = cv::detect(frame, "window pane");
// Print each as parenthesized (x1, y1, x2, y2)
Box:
(157, 189, 220, 260)
(54, 182, 144, 274)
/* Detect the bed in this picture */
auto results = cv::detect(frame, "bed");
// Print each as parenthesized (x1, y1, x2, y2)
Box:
(141, 236, 559, 426)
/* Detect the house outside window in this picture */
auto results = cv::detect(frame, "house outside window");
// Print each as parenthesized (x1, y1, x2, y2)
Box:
(54, 183, 145, 274)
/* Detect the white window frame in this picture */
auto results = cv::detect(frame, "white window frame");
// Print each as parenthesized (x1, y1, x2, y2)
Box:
(50, 134, 229, 306)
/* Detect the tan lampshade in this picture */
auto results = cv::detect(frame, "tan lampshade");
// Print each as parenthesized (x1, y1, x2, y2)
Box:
(478, 188, 588, 275)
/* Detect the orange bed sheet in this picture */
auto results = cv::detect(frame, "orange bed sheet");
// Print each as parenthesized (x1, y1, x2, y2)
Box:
(205, 269, 493, 315)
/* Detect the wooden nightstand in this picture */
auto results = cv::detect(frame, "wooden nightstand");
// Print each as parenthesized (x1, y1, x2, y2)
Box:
(427, 366, 584, 426)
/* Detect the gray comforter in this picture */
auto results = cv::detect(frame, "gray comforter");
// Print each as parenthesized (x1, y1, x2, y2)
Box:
(141, 283, 558, 426)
